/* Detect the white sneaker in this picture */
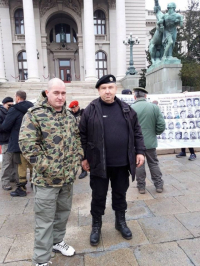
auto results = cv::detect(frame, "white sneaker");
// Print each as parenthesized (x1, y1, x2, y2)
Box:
(53, 240, 75, 256)
(36, 262, 52, 266)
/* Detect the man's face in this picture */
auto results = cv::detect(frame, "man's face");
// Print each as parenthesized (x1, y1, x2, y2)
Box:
(196, 111, 200, 117)
(176, 123, 181, 129)
(197, 121, 200, 128)
(194, 99, 199, 106)
(176, 133, 181, 139)
(169, 123, 174, 129)
(184, 133, 188, 138)
(45, 84, 66, 111)
(190, 122, 194, 128)
(180, 100, 184, 107)
(71, 106, 79, 113)
(187, 99, 192, 106)
(174, 101, 177, 106)
(183, 122, 187, 128)
(169, 133, 173, 138)
(98, 83, 117, 103)
(188, 110, 192, 115)
(3, 102, 14, 110)
(162, 133, 166, 138)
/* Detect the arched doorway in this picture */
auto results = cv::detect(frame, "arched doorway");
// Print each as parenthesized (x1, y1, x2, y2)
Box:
(46, 13, 80, 82)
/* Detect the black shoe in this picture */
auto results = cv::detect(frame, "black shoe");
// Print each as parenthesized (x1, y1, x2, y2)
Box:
(176, 152, 186, 158)
(90, 216, 102, 246)
(79, 171, 87, 179)
(115, 211, 132, 240)
(10, 187, 27, 197)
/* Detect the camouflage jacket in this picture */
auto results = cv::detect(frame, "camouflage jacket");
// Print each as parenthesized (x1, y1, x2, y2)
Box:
(19, 91, 84, 187)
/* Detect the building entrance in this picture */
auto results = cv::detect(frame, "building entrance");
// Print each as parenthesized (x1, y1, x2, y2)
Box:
(59, 60, 71, 83)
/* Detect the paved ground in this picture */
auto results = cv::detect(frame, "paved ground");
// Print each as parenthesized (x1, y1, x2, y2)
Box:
(0, 153, 200, 266)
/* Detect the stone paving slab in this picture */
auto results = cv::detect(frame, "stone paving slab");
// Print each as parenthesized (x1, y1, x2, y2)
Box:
(175, 194, 200, 212)
(0, 214, 35, 238)
(5, 233, 34, 262)
(126, 201, 154, 220)
(170, 172, 200, 183)
(84, 248, 138, 266)
(134, 242, 194, 266)
(0, 262, 32, 266)
(138, 215, 193, 244)
(126, 187, 154, 201)
(176, 212, 200, 237)
(101, 220, 149, 251)
(178, 238, 200, 266)
(0, 236, 14, 263)
(173, 181, 200, 195)
(0, 215, 7, 229)
(23, 199, 34, 214)
(0, 199, 28, 215)
(146, 184, 184, 199)
(51, 254, 84, 266)
(145, 197, 188, 216)
(64, 225, 104, 254)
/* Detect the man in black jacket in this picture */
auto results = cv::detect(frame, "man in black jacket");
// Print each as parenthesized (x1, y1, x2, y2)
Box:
(0, 91, 33, 195)
(79, 74, 145, 246)
(0, 97, 15, 190)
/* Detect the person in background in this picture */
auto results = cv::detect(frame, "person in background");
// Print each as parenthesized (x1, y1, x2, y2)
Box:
(131, 87, 165, 194)
(0, 97, 15, 190)
(69, 100, 87, 179)
(176, 148, 196, 161)
(122, 89, 132, 95)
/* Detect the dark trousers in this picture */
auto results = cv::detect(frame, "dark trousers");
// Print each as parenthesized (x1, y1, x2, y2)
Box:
(90, 165, 130, 217)
(181, 148, 195, 154)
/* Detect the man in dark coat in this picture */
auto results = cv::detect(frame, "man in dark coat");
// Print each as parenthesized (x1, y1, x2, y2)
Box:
(0, 97, 15, 190)
(79, 74, 145, 246)
(0, 91, 33, 195)
(68, 100, 87, 179)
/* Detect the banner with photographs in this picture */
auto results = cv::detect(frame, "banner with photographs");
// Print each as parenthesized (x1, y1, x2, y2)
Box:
(117, 92, 200, 149)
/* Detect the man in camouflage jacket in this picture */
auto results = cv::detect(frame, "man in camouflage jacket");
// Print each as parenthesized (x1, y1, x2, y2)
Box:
(19, 78, 83, 266)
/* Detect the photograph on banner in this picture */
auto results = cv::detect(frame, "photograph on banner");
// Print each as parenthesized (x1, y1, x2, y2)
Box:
(117, 92, 200, 149)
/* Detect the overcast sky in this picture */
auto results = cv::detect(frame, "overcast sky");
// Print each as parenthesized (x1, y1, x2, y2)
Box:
(146, 0, 190, 10)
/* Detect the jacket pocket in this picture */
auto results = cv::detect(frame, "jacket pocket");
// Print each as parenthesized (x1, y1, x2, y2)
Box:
(86, 142, 100, 168)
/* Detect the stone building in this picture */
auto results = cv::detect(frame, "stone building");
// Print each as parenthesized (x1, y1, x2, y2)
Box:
(0, 0, 146, 85)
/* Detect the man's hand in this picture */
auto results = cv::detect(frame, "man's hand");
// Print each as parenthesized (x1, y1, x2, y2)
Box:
(82, 159, 90, 171)
(136, 154, 145, 168)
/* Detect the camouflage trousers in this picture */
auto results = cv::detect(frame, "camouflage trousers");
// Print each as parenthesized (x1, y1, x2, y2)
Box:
(33, 184, 73, 264)
(136, 148, 164, 189)
(17, 154, 33, 189)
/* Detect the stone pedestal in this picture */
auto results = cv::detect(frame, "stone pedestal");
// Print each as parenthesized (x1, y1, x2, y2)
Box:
(120, 75, 140, 90)
(146, 63, 182, 94)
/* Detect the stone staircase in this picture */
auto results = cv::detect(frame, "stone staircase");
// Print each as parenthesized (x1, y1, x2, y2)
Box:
(0, 81, 123, 108)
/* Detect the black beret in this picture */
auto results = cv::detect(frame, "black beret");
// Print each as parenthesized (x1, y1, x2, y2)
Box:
(95, 74, 116, 89)
(133, 87, 148, 94)
(122, 89, 132, 95)
(2, 97, 14, 104)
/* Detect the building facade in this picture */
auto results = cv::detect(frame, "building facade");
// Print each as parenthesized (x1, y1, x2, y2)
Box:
(0, 0, 146, 84)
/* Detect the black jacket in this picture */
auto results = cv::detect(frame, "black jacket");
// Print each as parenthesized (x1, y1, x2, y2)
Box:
(0, 101, 33, 152)
(0, 105, 9, 145)
(79, 97, 145, 181)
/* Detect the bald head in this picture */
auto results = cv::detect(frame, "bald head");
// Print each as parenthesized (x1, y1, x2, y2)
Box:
(45, 78, 66, 111)
(47, 78, 65, 91)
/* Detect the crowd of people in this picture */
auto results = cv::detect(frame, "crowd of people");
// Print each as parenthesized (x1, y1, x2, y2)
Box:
(0, 76, 198, 266)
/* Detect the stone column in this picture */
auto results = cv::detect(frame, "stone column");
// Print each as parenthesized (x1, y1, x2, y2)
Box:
(0, 23, 6, 82)
(22, 0, 40, 82)
(83, 0, 97, 81)
(116, 0, 126, 80)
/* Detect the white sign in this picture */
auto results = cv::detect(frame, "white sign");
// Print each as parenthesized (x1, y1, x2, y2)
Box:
(117, 92, 200, 149)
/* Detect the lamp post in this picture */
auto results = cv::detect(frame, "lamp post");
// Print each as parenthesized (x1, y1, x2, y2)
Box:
(60, 26, 66, 48)
(123, 33, 140, 75)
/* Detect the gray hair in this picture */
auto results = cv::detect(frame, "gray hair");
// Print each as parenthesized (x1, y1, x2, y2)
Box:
(47, 78, 65, 91)
(134, 91, 146, 98)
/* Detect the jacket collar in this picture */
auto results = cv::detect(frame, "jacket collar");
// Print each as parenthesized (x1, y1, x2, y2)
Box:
(133, 98, 146, 104)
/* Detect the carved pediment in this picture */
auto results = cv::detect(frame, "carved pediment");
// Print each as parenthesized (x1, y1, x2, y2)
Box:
(0, 0, 9, 7)
(40, 0, 57, 17)
(63, 0, 81, 16)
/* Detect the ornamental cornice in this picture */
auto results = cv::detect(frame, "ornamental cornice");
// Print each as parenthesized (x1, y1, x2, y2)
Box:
(107, 0, 116, 9)
(0, 0, 9, 7)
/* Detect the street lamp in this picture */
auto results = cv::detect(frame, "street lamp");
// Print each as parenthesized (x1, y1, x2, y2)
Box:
(60, 25, 66, 48)
(123, 33, 140, 75)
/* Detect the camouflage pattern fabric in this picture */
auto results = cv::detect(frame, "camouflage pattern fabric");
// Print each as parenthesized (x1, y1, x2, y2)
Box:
(19, 91, 84, 187)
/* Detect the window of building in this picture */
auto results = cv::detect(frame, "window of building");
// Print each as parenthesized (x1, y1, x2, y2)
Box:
(94, 10, 106, 35)
(18, 51, 28, 81)
(95, 51, 107, 78)
(73, 29, 77, 43)
(15, 8, 24, 34)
